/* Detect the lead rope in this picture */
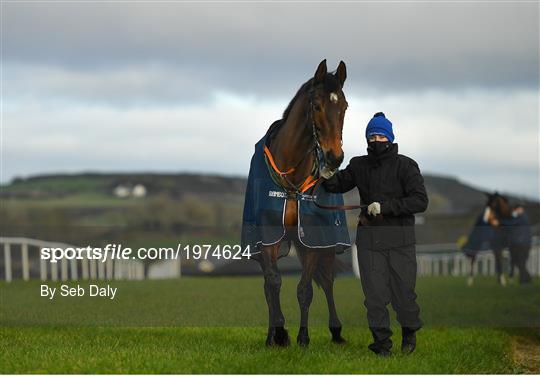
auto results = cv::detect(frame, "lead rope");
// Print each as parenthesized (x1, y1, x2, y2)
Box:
(311, 179, 366, 211)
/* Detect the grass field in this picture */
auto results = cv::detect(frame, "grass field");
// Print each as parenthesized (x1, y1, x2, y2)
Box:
(1, 276, 539, 374)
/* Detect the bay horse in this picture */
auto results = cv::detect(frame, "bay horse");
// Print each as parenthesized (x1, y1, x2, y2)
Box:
(260, 60, 348, 347)
(466, 192, 512, 286)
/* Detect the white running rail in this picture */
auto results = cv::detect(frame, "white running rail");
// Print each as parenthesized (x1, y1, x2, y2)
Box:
(351, 243, 540, 278)
(0, 237, 145, 282)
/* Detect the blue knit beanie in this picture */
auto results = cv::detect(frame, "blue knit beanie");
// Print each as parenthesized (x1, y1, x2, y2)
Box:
(366, 112, 394, 142)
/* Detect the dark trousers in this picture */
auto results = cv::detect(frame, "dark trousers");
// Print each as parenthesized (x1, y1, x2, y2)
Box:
(510, 244, 532, 283)
(357, 244, 422, 349)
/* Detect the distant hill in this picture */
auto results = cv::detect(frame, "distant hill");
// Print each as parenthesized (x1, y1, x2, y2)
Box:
(1, 173, 246, 199)
(2, 171, 536, 217)
(2, 171, 539, 258)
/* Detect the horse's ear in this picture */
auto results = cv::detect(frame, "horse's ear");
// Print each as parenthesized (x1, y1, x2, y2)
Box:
(314, 59, 327, 83)
(335, 61, 347, 87)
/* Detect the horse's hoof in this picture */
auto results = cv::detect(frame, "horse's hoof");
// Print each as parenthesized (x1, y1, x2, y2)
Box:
(274, 327, 290, 347)
(330, 326, 346, 344)
(332, 336, 347, 345)
(266, 327, 276, 347)
(297, 327, 310, 347)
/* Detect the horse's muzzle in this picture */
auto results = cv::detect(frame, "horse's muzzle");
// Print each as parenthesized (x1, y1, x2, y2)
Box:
(325, 151, 344, 170)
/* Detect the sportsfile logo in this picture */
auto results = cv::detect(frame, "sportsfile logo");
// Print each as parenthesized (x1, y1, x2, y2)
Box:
(268, 190, 286, 198)
(39, 243, 252, 263)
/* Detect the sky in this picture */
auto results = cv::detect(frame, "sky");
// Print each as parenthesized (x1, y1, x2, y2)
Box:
(2, 1, 539, 199)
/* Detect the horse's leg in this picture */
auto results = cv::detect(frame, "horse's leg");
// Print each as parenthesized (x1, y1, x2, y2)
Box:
(318, 252, 346, 344)
(260, 244, 289, 347)
(467, 256, 475, 286)
(296, 247, 318, 346)
(259, 251, 276, 346)
(493, 248, 506, 286)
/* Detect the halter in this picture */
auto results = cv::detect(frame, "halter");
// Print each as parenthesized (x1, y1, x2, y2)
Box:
(263, 84, 363, 212)
(263, 83, 326, 196)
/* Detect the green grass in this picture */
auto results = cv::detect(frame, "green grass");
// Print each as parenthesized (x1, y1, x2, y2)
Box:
(1, 276, 539, 373)
(0, 327, 520, 374)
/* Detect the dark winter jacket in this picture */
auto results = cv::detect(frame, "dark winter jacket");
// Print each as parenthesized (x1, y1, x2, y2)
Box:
(502, 212, 532, 248)
(323, 143, 428, 251)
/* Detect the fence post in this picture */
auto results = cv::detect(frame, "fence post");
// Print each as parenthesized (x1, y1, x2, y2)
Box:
(114, 260, 122, 280)
(452, 254, 460, 276)
(98, 260, 105, 280)
(51, 261, 58, 281)
(21, 243, 29, 281)
(137, 263, 144, 280)
(40, 248, 47, 281)
(106, 258, 114, 280)
(70, 258, 78, 280)
(4, 243, 12, 282)
(82, 257, 89, 280)
(442, 256, 449, 276)
(89, 259, 97, 280)
(61, 257, 68, 281)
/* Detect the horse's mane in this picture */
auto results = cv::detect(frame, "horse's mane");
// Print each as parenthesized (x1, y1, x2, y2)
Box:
(266, 73, 342, 143)
(281, 73, 342, 122)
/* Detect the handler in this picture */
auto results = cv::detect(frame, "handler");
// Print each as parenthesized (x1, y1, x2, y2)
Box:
(506, 204, 532, 284)
(323, 112, 428, 357)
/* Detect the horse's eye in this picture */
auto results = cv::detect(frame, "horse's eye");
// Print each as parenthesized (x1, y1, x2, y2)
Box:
(314, 103, 322, 112)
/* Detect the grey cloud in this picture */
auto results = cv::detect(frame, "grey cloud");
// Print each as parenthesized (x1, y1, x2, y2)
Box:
(4, 1, 538, 102)
(3, 90, 538, 198)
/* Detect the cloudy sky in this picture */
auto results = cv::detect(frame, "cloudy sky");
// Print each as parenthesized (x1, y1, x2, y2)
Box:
(2, 1, 539, 198)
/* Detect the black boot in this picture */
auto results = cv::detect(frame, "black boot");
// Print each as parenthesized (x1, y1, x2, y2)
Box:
(368, 341, 392, 357)
(368, 327, 392, 357)
(401, 327, 417, 355)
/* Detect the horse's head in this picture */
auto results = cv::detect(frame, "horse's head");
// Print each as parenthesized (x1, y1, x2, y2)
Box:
(485, 192, 511, 225)
(309, 59, 348, 179)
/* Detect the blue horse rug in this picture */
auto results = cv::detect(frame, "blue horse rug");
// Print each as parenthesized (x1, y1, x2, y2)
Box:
(241, 123, 351, 258)
(461, 210, 508, 257)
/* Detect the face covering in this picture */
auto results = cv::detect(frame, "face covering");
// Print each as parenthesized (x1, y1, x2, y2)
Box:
(367, 141, 392, 156)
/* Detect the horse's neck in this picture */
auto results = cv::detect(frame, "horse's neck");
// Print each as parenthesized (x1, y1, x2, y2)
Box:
(271, 95, 315, 185)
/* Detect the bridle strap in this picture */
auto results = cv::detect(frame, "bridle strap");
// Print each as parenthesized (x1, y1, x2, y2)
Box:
(264, 82, 343, 199)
